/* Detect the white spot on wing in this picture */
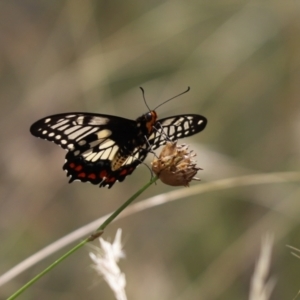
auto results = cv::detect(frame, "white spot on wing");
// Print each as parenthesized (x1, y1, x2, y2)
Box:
(76, 116, 109, 125)
(88, 117, 109, 125)
(76, 127, 99, 140)
(55, 135, 61, 139)
(174, 118, 184, 126)
(124, 156, 134, 165)
(74, 150, 80, 156)
(97, 129, 112, 139)
(99, 139, 115, 149)
(76, 116, 85, 125)
(85, 152, 97, 161)
(69, 127, 92, 139)
(45, 118, 51, 123)
(68, 144, 74, 150)
(57, 124, 69, 131)
(42, 130, 47, 135)
(65, 126, 81, 135)
(91, 151, 103, 162)
(110, 145, 119, 159)
(89, 139, 104, 148)
(149, 133, 155, 140)
(97, 146, 119, 165)
(51, 120, 69, 129)
(82, 149, 93, 157)
(78, 140, 86, 146)
(161, 118, 175, 126)
(169, 126, 175, 136)
(101, 147, 113, 160)
(49, 132, 55, 137)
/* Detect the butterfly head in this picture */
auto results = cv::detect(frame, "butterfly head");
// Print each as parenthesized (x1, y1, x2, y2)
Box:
(137, 111, 157, 134)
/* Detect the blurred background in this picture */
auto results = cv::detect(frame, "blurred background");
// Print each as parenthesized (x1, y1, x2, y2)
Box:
(1, 0, 300, 299)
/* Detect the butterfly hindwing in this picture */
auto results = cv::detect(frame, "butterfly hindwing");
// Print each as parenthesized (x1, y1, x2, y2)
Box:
(63, 146, 149, 188)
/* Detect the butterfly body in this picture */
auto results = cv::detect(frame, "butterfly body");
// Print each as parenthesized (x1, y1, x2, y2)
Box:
(30, 110, 207, 188)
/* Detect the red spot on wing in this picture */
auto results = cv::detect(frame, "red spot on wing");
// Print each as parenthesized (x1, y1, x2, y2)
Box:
(75, 165, 83, 171)
(78, 172, 86, 178)
(100, 170, 108, 178)
(107, 177, 116, 183)
(88, 173, 96, 179)
(69, 163, 76, 168)
(119, 169, 128, 176)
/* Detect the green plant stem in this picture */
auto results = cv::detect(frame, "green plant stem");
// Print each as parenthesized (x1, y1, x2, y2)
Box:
(96, 176, 158, 232)
(7, 240, 88, 300)
(7, 176, 158, 300)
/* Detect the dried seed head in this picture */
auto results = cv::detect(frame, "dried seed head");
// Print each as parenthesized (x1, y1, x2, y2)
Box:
(152, 141, 202, 187)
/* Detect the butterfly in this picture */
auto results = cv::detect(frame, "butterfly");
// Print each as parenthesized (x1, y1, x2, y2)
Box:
(30, 95, 207, 188)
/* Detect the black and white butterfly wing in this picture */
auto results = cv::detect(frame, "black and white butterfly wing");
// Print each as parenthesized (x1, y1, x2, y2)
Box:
(30, 113, 146, 188)
(30, 112, 207, 188)
(30, 112, 137, 151)
(148, 114, 207, 150)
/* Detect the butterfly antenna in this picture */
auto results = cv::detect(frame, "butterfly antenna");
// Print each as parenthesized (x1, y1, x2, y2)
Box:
(153, 86, 190, 111)
(140, 87, 151, 112)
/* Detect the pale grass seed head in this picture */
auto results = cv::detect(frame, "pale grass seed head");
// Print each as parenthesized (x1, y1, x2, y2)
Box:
(249, 234, 276, 300)
(89, 229, 127, 300)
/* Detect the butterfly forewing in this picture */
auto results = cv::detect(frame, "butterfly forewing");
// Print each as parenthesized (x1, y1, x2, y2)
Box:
(30, 111, 207, 188)
(150, 114, 207, 149)
(30, 113, 135, 146)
